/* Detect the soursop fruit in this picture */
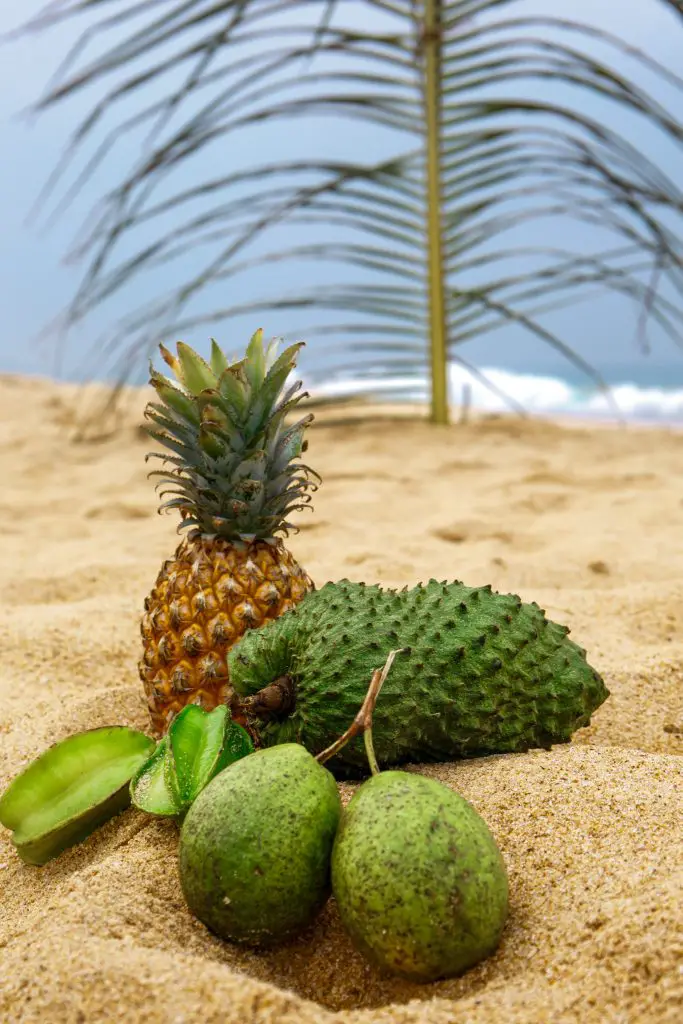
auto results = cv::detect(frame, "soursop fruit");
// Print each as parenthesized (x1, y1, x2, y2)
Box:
(228, 579, 609, 775)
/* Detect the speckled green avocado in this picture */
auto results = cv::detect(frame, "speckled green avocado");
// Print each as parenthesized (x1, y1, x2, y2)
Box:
(331, 770, 509, 981)
(178, 743, 341, 946)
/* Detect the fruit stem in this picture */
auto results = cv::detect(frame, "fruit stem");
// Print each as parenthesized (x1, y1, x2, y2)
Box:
(315, 648, 409, 772)
(240, 675, 295, 721)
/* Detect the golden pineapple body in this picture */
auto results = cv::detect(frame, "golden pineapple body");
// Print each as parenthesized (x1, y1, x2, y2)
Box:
(141, 535, 312, 736)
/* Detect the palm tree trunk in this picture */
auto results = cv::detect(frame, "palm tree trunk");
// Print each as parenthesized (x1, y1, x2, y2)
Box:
(421, 0, 449, 424)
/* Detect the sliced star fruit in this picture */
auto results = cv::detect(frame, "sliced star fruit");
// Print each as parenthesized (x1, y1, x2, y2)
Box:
(128, 735, 179, 817)
(130, 704, 254, 817)
(0, 727, 155, 866)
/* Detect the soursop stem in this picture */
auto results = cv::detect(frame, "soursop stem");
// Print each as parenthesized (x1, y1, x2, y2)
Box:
(316, 648, 409, 774)
(240, 675, 295, 720)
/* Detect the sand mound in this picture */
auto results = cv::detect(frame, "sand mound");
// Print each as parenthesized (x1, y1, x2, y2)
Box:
(1, 375, 681, 1023)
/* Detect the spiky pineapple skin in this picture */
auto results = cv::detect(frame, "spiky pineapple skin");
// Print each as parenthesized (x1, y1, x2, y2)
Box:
(140, 535, 313, 736)
(229, 579, 609, 776)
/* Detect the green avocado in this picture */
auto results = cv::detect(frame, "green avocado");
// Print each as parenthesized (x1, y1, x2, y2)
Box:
(178, 743, 341, 946)
(331, 770, 509, 981)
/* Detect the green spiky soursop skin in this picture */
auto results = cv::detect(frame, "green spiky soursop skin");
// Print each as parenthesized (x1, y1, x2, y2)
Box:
(178, 744, 341, 946)
(228, 579, 609, 776)
(331, 771, 509, 981)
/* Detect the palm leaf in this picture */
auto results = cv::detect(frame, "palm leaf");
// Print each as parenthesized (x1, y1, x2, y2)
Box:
(11, 0, 683, 422)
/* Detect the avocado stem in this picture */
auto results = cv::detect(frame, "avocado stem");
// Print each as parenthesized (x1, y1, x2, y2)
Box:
(315, 648, 409, 772)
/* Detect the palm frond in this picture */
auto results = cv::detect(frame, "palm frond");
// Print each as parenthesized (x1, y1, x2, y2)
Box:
(13, 0, 683, 421)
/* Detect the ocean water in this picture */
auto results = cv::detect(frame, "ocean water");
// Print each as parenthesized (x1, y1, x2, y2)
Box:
(302, 361, 683, 425)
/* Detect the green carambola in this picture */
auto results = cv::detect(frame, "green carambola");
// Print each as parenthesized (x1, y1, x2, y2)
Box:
(228, 579, 609, 774)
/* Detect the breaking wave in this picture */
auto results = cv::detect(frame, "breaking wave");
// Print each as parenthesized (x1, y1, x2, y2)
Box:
(304, 364, 683, 424)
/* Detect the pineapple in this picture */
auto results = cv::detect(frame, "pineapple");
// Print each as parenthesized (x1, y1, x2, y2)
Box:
(139, 329, 317, 736)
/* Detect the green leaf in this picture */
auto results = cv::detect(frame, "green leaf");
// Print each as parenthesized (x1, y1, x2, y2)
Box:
(217, 366, 248, 421)
(144, 405, 198, 446)
(176, 342, 218, 395)
(149, 368, 199, 425)
(264, 334, 281, 372)
(198, 425, 227, 459)
(247, 372, 303, 437)
(196, 392, 230, 428)
(273, 415, 314, 465)
(258, 342, 305, 414)
(209, 337, 230, 377)
(243, 327, 266, 389)
(145, 428, 199, 465)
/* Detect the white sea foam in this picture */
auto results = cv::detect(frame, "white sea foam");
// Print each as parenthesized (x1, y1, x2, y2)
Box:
(303, 364, 683, 424)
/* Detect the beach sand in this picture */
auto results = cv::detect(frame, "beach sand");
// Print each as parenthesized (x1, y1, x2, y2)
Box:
(0, 373, 681, 1023)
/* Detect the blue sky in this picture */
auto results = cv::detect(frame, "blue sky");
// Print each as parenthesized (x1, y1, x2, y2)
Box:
(1, 0, 683, 388)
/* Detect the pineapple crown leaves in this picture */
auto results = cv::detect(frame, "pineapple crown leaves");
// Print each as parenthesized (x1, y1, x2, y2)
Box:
(144, 329, 319, 539)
